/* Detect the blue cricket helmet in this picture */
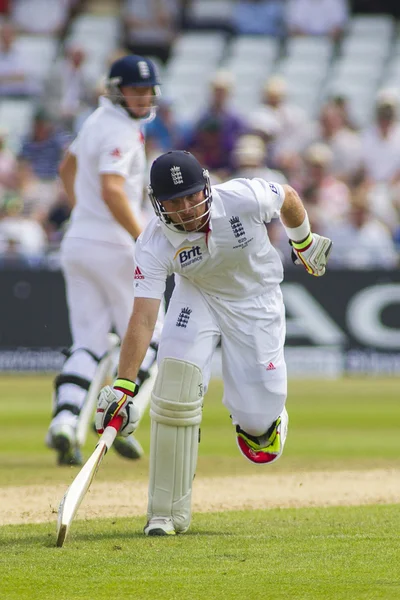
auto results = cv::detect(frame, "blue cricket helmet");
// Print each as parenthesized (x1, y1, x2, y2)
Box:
(108, 55, 160, 88)
(106, 54, 161, 120)
(148, 151, 213, 233)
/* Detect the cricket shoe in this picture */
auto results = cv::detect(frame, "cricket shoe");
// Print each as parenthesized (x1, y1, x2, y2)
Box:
(236, 407, 288, 465)
(144, 517, 176, 536)
(46, 421, 82, 466)
(113, 434, 144, 460)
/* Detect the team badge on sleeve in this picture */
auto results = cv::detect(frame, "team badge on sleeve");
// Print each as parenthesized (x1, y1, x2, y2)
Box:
(110, 148, 122, 159)
(269, 183, 278, 194)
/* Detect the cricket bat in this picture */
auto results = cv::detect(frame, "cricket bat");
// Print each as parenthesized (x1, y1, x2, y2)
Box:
(56, 414, 123, 547)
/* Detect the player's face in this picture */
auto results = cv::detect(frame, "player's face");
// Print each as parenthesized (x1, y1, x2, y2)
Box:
(162, 190, 207, 232)
(120, 85, 153, 118)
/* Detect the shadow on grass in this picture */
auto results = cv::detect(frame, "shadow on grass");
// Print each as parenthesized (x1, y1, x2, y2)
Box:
(0, 527, 232, 549)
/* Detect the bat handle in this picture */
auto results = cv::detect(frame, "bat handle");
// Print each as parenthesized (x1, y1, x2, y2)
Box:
(97, 414, 124, 450)
(108, 414, 124, 431)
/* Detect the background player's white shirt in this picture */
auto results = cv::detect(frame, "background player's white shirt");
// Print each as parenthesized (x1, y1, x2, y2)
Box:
(65, 96, 145, 246)
(134, 178, 285, 301)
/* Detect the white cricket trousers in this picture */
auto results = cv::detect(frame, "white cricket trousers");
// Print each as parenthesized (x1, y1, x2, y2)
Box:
(61, 237, 163, 353)
(52, 237, 163, 424)
(157, 277, 287, 437)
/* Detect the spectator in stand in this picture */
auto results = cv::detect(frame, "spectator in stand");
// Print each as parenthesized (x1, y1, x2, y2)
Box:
(145, 96, 190, 154)
(329, 93, 358, 130)
(246, 109, 282, 168)
(301, 142, 351, 227)
(251, 76, 312, 166)
(187, 71, 247, 177)
(11, 0, 72, 36)
(0, 193, 47, 261)
(316, 103, 363, 181)
(360, 91, 400, 185)
(44, 42, 91, 131)
(122, 0, 181, 63)
(18, 109, 69, 182)
(232, 134, 287, 185)
(17, 109, 70, 217)
(73, 75, 108, 134)
(0, 128, 17, 193)
(233, 0, 286, 37)
(286, 0, 349, 39)
(0, 21, 33, 97)
(324, 193, 399, 269)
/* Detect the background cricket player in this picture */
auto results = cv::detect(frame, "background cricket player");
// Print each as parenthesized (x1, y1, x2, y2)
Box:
(95, 149, 333, 536)
(46, 55, 163, 466)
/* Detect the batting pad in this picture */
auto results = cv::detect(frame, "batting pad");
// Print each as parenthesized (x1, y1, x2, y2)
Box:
(148, 358, 203, 533)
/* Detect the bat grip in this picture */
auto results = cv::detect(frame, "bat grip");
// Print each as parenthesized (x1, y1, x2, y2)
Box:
(108, 414, 123, 431)
(97, 413, 124, 451)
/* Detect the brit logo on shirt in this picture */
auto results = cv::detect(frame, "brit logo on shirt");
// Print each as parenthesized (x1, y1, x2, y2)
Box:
(176, 307, 192, 328)
(229, 216, 245, 238)
(174, 245, 203, 268)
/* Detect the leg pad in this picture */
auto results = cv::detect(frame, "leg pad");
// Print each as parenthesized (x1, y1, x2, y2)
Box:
(148, 358, 203, 533)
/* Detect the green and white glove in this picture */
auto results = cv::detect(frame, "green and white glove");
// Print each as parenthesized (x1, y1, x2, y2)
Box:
(96, 378, 139, 436)
(290, 232, 332, 277)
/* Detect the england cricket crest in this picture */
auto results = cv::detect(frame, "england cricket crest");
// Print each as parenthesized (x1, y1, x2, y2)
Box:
(229, 216, 245, 239)
(171, 166, 183, 185)
(138, 61, 150, 79)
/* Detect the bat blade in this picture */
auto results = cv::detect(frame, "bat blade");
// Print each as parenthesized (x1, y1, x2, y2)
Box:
(56, 414, 122, 547)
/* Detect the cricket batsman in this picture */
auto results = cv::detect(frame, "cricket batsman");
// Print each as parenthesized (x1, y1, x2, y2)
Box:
(95, 150, 332, 535)
(46, 55, 163, 466)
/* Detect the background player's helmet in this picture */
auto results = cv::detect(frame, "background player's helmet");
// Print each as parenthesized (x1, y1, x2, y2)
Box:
(106, 54, 160, 120)
(148, 150, 212, 232)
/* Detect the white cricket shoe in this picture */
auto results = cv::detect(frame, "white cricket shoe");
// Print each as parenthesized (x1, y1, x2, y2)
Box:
(144, 517, 176, 536)
(46, 420, 82, 466)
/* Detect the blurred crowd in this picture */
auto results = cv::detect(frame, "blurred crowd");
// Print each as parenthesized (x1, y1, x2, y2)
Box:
(0, 0, 399, 271)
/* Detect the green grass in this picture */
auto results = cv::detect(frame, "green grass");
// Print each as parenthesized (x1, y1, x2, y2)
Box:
(1, 506, 400, 600)
(0, 376, 399, 599)
(0, 376, 399, 485)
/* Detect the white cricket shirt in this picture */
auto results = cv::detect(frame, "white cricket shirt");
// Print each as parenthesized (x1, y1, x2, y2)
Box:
(134, 178, 285, 301)
(65, 96, 146, 246)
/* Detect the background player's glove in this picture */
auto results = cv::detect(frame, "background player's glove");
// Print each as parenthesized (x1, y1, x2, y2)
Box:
(290, 232, 332, 277)
(96, 378, 139, 436)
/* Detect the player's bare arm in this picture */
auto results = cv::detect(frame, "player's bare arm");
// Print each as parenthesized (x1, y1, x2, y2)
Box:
(101, 173, 143, 240)
(118, 297, 161, 381)
(279, 183, 332, 276)
(59, 151, 77, 208)
(95, 297, 161, 438)
(280, 184, 307, 229)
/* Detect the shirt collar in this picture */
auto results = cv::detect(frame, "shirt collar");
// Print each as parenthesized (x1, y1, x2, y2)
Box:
(160, 187, 226, 248)
(99, 96, 137, 125)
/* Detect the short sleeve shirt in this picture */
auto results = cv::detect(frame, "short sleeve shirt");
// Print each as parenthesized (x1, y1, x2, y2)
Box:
(66, 97, 146, 246)
(134, 178, 285, 301)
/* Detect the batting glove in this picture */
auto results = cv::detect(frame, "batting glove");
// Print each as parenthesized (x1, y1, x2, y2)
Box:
(290, 232, 332, 277)
(96, 378, 140, 437)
